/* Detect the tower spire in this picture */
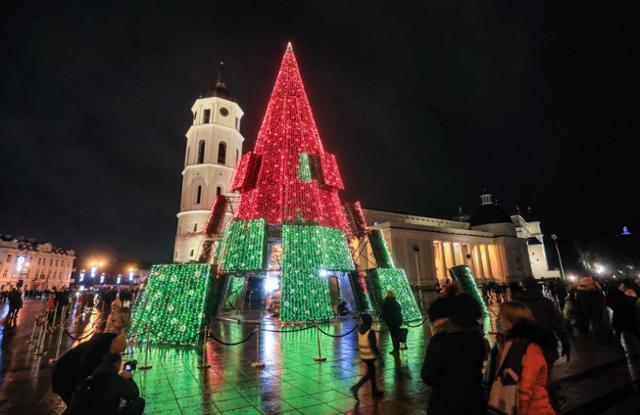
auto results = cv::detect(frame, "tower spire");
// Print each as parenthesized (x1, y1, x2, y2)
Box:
(216, 61, 225, 88)
(208, 60, 231, 100)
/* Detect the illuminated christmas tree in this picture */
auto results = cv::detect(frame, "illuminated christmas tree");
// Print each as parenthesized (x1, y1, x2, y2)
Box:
(216, 43, 420, 322)
(215, 43, 353, 322)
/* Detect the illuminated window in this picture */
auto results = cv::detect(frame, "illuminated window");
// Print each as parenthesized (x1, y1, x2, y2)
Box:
(217, 142, 227, 164)
(6, 255, 11, 263)
(195, 185, 202, 204)
(203, 109, 211, 123)
(235, 149, 239, 166)
(193, 223, 198, 232)
(190, 249, 194, 257)
(197, 140, 205, 164)
(216, 186, 222, 196)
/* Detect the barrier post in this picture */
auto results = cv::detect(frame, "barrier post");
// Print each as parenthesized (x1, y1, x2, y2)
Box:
(50, 306, 58, 333)
(34, 315, 47, 355)
(48, 317, 66, 364)
(250, 328, 265, 369)
(198, 328, 211, 369)
(314, 324, 327, 362)
(138, 326, 153, 370)
(26, 317, 39, 345)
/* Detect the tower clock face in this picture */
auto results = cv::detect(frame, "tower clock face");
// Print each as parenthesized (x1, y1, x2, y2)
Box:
(219, 107, 229, 117)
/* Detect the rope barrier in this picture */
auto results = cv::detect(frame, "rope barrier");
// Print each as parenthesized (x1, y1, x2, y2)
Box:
(260, 325, 315, 333)
(207, 330, 256, 346)
(404, 317, 429, 328)
(64, 329, 95, 341)
(316, 323, 359, 338)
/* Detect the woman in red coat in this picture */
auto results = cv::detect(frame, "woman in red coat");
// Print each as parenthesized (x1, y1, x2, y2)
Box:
(486, 301, 556, 415)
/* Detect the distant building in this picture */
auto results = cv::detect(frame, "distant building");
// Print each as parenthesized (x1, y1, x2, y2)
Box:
(357, 191, 558, 285)
(0, 235, 76, 290)
(173, 62, 244, 263)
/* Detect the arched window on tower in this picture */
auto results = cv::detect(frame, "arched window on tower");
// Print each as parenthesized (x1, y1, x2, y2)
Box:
(185, 146, 190, 167)
(217, 142, 227, 164)
(235, 149, 239, 166)
(195, 185, 202, 204)
(197, 140, 206, 164)
(216, 186, 222, 196)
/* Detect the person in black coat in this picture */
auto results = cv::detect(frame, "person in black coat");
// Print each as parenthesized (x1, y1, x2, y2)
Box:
(68, 352, 144, 415)
(421, 293, 488, 415)
(607, 280, 640, 347)
(51, 333, 118, 406)
(517, 277, 571, 369)
(380, 290, 403, 355)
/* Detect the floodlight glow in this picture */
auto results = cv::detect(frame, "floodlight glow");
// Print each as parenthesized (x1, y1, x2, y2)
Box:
(100, 274, 105, 283)
(595, 264, 606, 274)
(117, 276, 121, 284)
(567, 274, 578, 282)
(16, 256, 26, 272)
(79, 272, 85, 282)
(264, 276, 279, 293)
(319, 269, 329, 278)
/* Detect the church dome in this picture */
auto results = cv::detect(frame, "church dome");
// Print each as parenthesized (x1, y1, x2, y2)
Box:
(469, 192, 512, 226)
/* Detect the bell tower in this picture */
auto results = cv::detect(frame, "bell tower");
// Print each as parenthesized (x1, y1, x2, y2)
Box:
(173, 62, 244, 263)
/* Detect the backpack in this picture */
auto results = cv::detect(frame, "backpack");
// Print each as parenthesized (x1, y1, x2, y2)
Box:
(67, 372, 116, 415)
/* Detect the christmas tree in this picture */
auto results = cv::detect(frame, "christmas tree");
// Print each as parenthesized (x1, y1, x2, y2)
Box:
(218, 43, 355, 321)
(217, 43, 420, 322)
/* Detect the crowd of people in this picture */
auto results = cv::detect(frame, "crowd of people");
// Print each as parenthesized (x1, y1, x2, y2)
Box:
(350, 274, 640, 414)
(5, 273, 639, 414)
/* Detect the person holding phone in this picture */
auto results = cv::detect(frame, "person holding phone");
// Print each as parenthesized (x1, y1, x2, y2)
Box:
(67, 353, 145, 415)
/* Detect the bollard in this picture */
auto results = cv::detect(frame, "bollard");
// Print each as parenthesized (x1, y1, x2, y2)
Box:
(34, 315, 47, 355)
(314, 324, 327, 362)
(50, 306, 58, 333)
(138, 327, 153, 370)
(250, 328, 265, 369)
(48, 317, 66, 364)
(197, 329, 211, 369)
(26, 318, 39, 345)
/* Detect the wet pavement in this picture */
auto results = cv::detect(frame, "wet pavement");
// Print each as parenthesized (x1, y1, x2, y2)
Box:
(1, 300, 640, 414)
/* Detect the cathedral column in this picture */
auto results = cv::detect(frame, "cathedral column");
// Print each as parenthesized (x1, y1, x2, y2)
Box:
(439, 242, 446, 283)
(483, 245, 494, 279)
(473, 245, 484, 279)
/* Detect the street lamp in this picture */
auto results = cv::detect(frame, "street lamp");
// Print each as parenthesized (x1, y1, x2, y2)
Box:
(550, 234, 566, 280)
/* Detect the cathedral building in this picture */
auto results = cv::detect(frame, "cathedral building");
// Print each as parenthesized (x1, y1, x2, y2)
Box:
(173, 63, 244, 263)
(357, 192, 559, 285)
(172, 57, 558, 285)
(0, 234, 75, 290)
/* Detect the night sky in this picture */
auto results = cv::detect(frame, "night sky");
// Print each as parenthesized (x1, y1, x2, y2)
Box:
(1, 1, 635, 265)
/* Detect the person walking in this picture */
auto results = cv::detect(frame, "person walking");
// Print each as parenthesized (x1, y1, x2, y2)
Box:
(7, 288, 23, 327)
(607, 280, 640, 348)
(517, 278, 571, 369)
(380, 290, 403, 355)
(486, 301, 556, 415)
(574, 276, 606, 337)
(350, 314, 384, 400)
(421, 293, 487, 415)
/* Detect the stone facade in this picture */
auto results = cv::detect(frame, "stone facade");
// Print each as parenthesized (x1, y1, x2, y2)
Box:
(0, 236, 75, 290)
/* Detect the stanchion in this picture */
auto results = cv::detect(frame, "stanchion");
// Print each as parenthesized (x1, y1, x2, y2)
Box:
(26, 317, 39, 345)
(250, 328, 265, 369)
(314, 324, 327, 362)
(48, 316, 66, 364)
(138, 327, 153, 370)
(49, 306, 58, 333)
(198, 328, 211, 369)
(34, 316, 47, 355)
